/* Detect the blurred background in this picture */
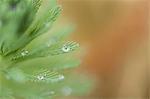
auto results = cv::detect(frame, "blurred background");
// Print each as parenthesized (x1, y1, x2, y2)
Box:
(58, 0, 149, 98)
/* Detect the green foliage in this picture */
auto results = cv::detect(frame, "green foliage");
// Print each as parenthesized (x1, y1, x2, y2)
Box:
(0, 0, 92, 99)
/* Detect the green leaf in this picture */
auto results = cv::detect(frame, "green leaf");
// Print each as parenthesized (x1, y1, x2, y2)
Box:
(0, 0, 93, 98)
(11, 41, 79, 62)
(28, 69, 65, 83)
(32, 0, 42, 12)
(16, 54, 80, 73)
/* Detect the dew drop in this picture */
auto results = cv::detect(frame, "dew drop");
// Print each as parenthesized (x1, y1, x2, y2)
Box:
(21, 50, 29, 56)
(37, 75, 45, 80)
(62, 45, 71, 53)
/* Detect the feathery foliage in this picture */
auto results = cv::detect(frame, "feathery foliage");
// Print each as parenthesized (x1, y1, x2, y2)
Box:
(0, 0, 92, 99)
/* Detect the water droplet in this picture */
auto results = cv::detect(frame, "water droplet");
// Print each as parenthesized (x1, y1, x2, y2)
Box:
(62, 45, 71, 53)
(33, 70, 65, 83)
(37, 75, 45, 80)
(61, 86, 72, 96)
(21, 50, 29, 56)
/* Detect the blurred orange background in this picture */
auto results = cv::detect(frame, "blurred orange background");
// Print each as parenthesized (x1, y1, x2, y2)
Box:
(58, 0, 149, 98)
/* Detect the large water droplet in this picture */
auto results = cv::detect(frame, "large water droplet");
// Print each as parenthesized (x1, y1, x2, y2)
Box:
(62, 45, 71, 53)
